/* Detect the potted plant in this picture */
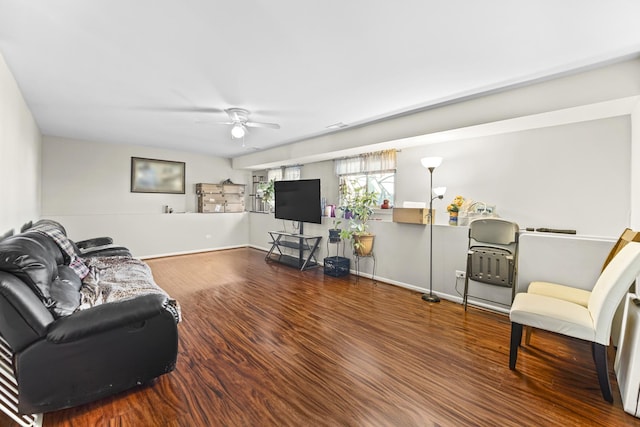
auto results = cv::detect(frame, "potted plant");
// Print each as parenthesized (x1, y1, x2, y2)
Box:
(261, 179, 275, 212)
(328, 219, 342, 243)
(339, 186, 379, 256)
(446, 195, 465, 226)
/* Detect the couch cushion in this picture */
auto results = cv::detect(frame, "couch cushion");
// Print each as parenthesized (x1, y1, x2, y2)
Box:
(0, 234, 58, 307)
(31, 219, 67, 236)
(527, 281, 591, 307)
(510, 292, 595, 342)
(22, 231, 65, 266)
(30, 223, 89, 279)
(49, 265, 82, 317)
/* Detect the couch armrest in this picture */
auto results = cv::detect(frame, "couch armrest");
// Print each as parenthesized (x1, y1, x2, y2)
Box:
(47, 294, 168, 343)
(80, 246, 132, 258)
(74, 237, 114, 250)
(0, 272, 54, 351)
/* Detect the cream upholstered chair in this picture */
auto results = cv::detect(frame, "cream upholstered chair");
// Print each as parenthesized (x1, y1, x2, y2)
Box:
(509, 241, 640, 403)
(524, 228, 640, 344)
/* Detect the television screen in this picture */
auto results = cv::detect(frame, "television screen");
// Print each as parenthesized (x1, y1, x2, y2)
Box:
(274, 179, 322, 224)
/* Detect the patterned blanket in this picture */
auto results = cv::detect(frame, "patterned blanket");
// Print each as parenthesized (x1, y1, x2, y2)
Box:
(79, 256, 181, 322)
(31, 223, 90, 279)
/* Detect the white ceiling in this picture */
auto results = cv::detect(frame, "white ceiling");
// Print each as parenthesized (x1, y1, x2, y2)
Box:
(1, 1, 640, 159)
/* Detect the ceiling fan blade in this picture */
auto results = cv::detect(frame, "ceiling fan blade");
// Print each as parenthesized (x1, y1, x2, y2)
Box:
(132, 106, 224, 114)
(225, 108, 249, 123)
(194, 119, 234, 125)
(245, 122, 280, 129)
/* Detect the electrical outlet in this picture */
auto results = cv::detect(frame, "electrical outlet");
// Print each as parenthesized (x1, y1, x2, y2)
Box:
(455, 270, 466, 279)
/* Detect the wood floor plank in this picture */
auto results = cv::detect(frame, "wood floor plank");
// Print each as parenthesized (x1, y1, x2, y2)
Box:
(3, 247, 638, 426)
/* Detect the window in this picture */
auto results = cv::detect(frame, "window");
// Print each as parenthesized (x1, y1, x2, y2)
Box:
(283, 165, 301, 180)
(335, 150, 396, 207)
(267, 168, 282, 182)
(267, 165, 301, 182)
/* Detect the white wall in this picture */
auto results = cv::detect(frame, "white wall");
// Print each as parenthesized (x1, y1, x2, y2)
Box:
(397, 117, 630, 237)
(0, 52, 41, 234)
(41, 136, 251, 257)
(631, 103, 640, 230)
(42, 136, 249, 215)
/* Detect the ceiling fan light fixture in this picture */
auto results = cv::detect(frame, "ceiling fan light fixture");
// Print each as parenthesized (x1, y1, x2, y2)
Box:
(231, 123, 245, 139)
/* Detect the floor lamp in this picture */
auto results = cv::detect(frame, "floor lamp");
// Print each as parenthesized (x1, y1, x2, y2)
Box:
(420, 157, 446, 303)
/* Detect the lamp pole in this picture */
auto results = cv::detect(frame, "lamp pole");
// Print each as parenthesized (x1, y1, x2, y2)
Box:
(423, 167, 441, 302)
(420, 157, 444, 303)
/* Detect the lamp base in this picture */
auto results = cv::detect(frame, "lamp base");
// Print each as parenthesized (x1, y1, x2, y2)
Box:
(421, 293, 441, 303)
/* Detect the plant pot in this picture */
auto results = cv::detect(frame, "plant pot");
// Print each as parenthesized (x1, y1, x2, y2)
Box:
(449, 211, 458, 226)
(354, 234, 375, 256)
(328, 228, 341, 243)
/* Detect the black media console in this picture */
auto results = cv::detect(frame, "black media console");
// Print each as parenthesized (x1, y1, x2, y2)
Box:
(265, 231, 322, 271)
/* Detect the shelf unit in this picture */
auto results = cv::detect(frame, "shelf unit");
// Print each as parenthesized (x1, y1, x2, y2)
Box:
(265, 231, 322, 270)
(251, 180, 270, 213)
(196, 183, 245, 213)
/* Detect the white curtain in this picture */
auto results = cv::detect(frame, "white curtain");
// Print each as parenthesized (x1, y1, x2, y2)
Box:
(284, 166, 301, 180)
(267, 168, 282, 182)
(334, 149, 396, 175)
(268, 166, 301, 181)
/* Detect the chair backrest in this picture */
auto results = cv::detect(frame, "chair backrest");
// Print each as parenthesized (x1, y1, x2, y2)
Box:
(601, 228, 640, 272)
(469, 218, 519, 251)
(589, 242, 640, 344)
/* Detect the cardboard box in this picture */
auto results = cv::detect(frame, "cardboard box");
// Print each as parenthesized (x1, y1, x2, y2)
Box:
(196, 183, 222, 194)
(224, 202, 245, 213)
(198, 200, 224, 213)
(392, 208, 434, 225)
(222, 184, 245, 195)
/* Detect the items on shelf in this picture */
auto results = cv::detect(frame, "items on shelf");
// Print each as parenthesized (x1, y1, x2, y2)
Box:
(250, 178, 273, 213)
(524, 227, 577, 234)
(196, 183, 245, 213)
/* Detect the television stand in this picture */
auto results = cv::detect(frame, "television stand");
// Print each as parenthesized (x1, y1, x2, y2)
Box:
(265, 231, 322, 271)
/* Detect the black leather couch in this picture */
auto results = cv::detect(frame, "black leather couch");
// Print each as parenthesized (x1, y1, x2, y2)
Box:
(0, 220, 179, 414)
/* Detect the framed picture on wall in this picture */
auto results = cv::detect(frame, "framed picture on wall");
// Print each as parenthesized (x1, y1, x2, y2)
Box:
(131, 157, 185, 194)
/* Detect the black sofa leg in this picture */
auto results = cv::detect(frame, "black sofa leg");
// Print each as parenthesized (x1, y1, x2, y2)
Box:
(593, 343, 613, 403)
(509, 322, 522, 370)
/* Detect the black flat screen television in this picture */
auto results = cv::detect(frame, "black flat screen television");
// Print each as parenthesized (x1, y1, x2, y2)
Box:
(274, 179, 321, 225)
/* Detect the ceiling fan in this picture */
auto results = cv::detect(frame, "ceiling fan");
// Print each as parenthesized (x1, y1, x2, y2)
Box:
(216, 108, 280, 139)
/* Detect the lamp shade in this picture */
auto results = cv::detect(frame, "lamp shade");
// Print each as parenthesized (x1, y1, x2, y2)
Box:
(433, 186, 447, 197)
(421, 156, 443, 169)
(231, 124, 246, 139)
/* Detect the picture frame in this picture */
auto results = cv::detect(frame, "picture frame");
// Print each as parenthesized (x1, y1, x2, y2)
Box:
(131, 157, 185, 194)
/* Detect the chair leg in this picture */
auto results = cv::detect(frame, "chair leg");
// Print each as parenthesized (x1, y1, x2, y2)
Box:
(509, 322, 522, 370)
(463, 276, 469, 311)
(524, 326, 532, 345)
(463, 254, 471, 311)
(593, 343, 613, 403)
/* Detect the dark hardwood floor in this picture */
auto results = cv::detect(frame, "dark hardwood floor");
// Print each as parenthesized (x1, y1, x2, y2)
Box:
(4, 247, 640, 426)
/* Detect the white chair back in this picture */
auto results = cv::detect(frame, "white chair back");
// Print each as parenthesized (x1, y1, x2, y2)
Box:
(589, 242, 640, 344)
